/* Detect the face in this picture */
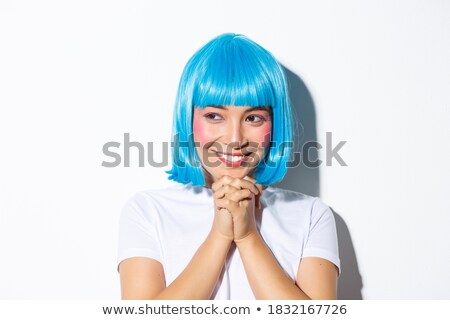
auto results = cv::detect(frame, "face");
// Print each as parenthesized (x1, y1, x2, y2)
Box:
(193, 105, 272, 185)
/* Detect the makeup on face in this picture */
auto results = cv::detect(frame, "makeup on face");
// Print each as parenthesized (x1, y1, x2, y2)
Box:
(193, 105, 272, 182)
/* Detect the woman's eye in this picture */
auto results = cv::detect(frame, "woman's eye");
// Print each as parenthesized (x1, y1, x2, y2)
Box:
(246, 115, 265, 123)
(204, 113, 222, 121)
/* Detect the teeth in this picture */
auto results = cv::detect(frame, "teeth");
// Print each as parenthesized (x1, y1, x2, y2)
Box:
(228, 155, 243, 162)
(216, 153, 244, 162)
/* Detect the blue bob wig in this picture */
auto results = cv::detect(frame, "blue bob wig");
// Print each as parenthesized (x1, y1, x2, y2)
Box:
(166, 33, 293, 186)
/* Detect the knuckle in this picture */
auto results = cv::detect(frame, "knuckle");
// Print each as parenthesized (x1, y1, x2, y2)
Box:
(240, 179, 250, 186)
(238, 190, 249, 198)
(232, 178, 242, 187)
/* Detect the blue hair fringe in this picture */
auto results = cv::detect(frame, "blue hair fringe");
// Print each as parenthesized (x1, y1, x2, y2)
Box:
(165, 33, 293, 186)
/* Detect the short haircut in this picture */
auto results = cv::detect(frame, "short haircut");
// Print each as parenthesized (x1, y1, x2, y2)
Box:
(166, 33, 293, 186)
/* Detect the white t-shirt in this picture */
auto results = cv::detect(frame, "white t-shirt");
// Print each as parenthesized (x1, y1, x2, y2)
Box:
(117, 182, 341, 299)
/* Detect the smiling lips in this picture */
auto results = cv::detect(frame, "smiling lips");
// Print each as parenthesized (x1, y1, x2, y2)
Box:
(215, 151, 251, 167)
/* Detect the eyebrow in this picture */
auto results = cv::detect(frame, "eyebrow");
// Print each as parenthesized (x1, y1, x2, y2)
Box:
(206, 106, 272, 113)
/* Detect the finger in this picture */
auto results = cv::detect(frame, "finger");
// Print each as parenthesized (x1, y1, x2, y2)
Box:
(238, 199, 251, 208)
(242, 176, 264, 193)
(226, 188, 253, 202)
(213, 184, 240, 200)
(255, 183, 263, 194)
(243, 177, 263, 195)
(216, 197, 239, 211)
(242, 176, 258, 183)
(229, 178, 260, 196)
(243, 177, 264, 194)
(211, 175, 234, 192)
(255, 193, 262, 209)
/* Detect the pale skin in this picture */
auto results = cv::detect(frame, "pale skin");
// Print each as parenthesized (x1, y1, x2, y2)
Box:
(119, 105, 338, 299)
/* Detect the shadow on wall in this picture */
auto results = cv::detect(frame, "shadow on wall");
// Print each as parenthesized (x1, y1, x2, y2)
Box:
(276, 66, 363, 299)
(333, 210, 363, 299)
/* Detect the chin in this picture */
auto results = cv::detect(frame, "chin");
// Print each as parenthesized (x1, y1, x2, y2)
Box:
(210, 167, 255, 181)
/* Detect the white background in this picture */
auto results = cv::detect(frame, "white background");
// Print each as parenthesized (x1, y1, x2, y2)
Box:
(0, 0, 449, 299)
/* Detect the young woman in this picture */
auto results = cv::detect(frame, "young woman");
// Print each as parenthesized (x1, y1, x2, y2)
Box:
(118, 33, 340, 300)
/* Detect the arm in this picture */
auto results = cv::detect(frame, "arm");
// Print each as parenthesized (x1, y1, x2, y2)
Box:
(215, 176, 338, 299)
(120, 230, 232, 300)
(119, 184, 237, 300)
(236, 233, 338, 299)
(213, 178, 308, 299)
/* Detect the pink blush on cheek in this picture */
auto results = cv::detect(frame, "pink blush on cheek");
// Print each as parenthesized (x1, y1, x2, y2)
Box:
(259, 123, 272, 148)
(192, 116, 214, 147)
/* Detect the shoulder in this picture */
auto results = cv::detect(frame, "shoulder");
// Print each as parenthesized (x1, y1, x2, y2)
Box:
(263, 187, 334, 223)
(119, 184, 181, 218)
(123, 182, 191, 206)
(120, 182, 212, 218)
(263, 186, 324, 211)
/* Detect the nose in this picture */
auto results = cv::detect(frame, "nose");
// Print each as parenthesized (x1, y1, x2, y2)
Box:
(224, 120, 247, 150)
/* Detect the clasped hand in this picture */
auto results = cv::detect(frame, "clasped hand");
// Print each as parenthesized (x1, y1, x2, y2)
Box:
(211, 175, 263, 242)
